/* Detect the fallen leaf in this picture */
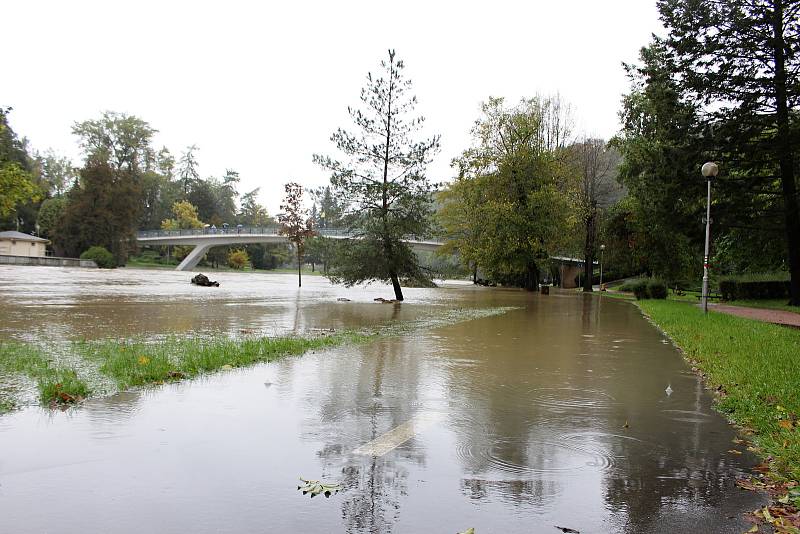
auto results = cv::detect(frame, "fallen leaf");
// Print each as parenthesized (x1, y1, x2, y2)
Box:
(778, 420, 793, 430)
(728, 449, 743, 455)
(554, 527, 580, 534)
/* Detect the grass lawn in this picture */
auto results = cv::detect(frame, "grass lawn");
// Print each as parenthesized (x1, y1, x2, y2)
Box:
(637, 299, 800, 482)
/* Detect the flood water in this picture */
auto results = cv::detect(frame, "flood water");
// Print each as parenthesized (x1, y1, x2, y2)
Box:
(0, 266, 765, 533)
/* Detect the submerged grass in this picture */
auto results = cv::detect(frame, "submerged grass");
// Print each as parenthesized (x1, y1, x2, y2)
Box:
(637, 299, 800, 481)
(80, 331, 372, 390)
(1, 306, 514, 412)
(0, 341, 91, 409)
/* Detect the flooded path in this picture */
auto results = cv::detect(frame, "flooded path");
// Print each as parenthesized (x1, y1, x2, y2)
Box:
(0, 267, 765, 532)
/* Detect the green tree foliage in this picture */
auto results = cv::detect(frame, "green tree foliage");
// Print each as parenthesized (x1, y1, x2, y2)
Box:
(187, 172, 238, 226)
(440, 97, 573, 290)
(246, 243, 290, 270)
(161, 200, 205, 230)
(612, 41, 707, 282)
(314, 50, 440, 300)
(309, 185, 344, 228)
(278, 182, 315, 287)
(72, 112, 155, 173)
(36, 197, 68, 239)
(238, 188, 271, 226)
(653, 0, 800, 303)
(567, 138, 622, 290)
(227, 248, 249, 270)
(0, 108, 40, 221)
(178, 145, 199, 196)
(55, 161, 141, 263)
(37, 149, 76, 197)
(0, 162, 39, 219)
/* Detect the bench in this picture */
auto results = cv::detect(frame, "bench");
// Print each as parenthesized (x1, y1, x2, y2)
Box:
(696, 293, 723, 301)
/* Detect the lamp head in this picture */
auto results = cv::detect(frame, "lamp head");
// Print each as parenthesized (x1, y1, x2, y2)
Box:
(600, 244, 606, 251)
(701, 162, 719, 179)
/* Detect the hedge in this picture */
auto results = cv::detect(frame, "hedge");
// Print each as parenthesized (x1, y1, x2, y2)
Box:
(719, 279, 790, 300)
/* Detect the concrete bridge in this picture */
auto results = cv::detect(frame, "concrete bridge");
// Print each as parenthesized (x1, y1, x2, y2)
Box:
(136, 226, 594, 282)
(136, 226, 443, 271)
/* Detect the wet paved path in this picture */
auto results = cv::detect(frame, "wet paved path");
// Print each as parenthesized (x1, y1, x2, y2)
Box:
(711, 303, 800, 328)
(0, 268, 767, 533)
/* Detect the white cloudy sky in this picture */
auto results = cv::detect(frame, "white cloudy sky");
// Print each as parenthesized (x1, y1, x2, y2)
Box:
(4, 0, 664, 217)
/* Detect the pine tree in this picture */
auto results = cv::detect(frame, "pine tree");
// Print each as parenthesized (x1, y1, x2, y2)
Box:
(314, 50, 440, 301)
(657, 0, 800, 304)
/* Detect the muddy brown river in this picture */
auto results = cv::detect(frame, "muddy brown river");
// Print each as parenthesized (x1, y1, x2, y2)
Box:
(0, 266, 765, 533)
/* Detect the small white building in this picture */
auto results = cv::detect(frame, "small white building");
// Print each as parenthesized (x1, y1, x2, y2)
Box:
(0, 231, 50, 257)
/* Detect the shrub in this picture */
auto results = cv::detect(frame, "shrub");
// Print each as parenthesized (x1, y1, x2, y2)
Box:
(227, 249, 249, 270)
(80, 246, 116, 268)
(718, 272, 790, 300)
(617, 279, 643, 292)
(647, 279, 668, 299)
(631, 279, 650, 300)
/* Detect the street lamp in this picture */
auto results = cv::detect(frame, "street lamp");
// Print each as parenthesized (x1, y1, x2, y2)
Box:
(599, 244, 606, 291)
(701, 162, 719, 313)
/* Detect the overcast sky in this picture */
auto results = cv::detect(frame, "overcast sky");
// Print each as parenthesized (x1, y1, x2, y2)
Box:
(4, 0, 664, 217)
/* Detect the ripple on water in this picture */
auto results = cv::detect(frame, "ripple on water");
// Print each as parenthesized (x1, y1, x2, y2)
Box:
(455, 436, 616, 479)
(659, 408, 713, 424)
(526, 386, 617, 412)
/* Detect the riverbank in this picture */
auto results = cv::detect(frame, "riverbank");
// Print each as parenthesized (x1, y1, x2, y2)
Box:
(634, 299, 800, 524)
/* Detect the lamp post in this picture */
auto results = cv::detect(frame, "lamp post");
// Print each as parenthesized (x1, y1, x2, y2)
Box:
(599, 244, 606, 291)
(701, 162, 719, 313)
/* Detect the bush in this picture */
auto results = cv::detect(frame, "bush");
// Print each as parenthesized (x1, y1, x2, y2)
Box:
(631, 279, 650, 300)
(719, 272, 790, 300)
(647, 279, 668, 299)
(80, 246, 116, 268)
(617, 278, 646, 292)
(227, 249, 249, 270)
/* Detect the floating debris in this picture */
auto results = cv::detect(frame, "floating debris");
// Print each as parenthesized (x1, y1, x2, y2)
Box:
(297, 477, 341, 498)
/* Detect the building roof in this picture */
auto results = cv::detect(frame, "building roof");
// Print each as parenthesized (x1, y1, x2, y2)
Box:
(0, 231, 50, 243)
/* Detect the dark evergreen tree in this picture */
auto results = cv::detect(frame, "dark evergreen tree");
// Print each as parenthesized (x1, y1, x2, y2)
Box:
(314, 50, 440, 301)
(656, 0, 800, 303)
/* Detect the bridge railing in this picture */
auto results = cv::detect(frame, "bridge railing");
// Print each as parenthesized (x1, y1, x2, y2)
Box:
(137, 226, 355, 238)
(136, 226, 445, 244)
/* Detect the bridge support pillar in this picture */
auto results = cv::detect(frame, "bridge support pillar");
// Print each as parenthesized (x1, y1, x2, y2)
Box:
(176, 243, 213, 271)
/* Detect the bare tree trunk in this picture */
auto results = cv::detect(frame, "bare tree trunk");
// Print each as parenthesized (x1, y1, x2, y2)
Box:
(297, 247, 302, 288)
(772, 4, 800, 305)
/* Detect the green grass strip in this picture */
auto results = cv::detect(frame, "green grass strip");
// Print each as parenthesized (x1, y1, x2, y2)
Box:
(79, 332, 371, 390)
(637, 299, 800, 481)
(0, 342, 91, 410)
